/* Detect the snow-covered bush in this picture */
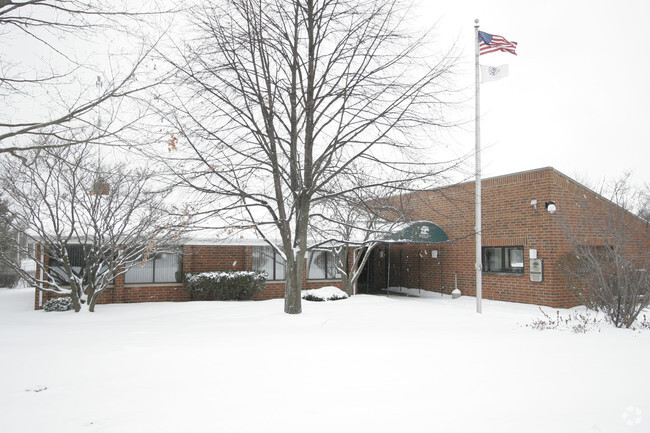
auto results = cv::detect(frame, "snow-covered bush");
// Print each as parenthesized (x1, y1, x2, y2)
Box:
(632, 314, 650, 331)
(559, 250, 649, 328)
(525, 308, 602, 333)
(184, 271, 266, 301)
(302, 286, 349, 302)
(43, 297, 74, 312)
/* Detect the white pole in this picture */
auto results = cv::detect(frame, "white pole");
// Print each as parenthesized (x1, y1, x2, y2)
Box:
(39, 246, 44, 308)
(352, 248, 357, 296)
(96, 76, 102, 170)
(474, 19, 482, 314)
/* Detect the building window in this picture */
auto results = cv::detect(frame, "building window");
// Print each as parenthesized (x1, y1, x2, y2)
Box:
(482, 246, 524, 273)
(252, 246, 286, 280)
(307, 250, 340, 280)
(125, 252, 182, 284)
(48, 244, 86, 285)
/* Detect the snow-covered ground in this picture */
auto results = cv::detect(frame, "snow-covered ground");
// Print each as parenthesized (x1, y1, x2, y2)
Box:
(1, 287, 648, 433)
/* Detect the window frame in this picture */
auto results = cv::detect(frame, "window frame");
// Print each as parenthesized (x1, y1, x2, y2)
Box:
(307, 250, 341, 280)
(482, 246, 524, 274)
(252, 245, 286, 281)
(124, 252, 182, 284)
(47, 244, 113, 286)
(48, 244, 85, 285)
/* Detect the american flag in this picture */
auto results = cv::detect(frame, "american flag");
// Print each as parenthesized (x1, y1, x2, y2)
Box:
(478, 31, 517, 56)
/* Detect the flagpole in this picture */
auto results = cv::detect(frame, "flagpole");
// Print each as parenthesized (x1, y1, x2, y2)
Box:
(474, 19, 482, 314)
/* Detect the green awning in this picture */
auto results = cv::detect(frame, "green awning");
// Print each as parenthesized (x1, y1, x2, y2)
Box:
(384, 221, 448, 243)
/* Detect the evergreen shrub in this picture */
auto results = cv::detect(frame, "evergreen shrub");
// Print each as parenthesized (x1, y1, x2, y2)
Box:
(184, 271, 266, 301)
(302, 292, 348, 302)
(43, 297, 74, 312)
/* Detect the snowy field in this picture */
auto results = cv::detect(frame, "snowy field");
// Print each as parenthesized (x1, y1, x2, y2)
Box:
(1, 287, 649, 433)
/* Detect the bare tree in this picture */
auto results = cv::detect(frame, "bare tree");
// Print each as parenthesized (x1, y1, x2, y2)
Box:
(155, 0, 458, 314)
(0, 197, 12, 256)
(0, 144, 187, 312)
(559, 175, 650, 328)
(637, 184, 650, 223)
(0, 0, 171, 158)
(309, 171, 421, 295)
(0, 196, 21, 287)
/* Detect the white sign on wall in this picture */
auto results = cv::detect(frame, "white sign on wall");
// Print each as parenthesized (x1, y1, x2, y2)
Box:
(530, 259, 543, 282)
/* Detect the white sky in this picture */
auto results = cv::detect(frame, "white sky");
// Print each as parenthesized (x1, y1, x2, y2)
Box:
(5, 1, 648, 190)
(416, 0, 650, 188)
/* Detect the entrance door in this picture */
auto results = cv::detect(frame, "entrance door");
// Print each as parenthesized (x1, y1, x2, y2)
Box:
(357, 248, 374, 294)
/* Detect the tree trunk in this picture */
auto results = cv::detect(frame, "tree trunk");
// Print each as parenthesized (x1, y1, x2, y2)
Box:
(284, 195, 310, 314)
(88, 291, 98, 312)
(70, 283, 82, 312)
(284, 256, 303, 314)
(338, 248, 353, 296)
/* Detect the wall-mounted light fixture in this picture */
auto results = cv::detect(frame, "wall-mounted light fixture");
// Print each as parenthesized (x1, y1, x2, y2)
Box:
(531, 199, 537, 210)
(431, 250, 438, 259)
(379, 250, 384, 259)
(545, 201, 557, 214)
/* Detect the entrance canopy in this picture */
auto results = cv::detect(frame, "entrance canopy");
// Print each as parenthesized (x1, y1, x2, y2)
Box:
(361, 221, 448, 297)
(383, 221, 448, 243)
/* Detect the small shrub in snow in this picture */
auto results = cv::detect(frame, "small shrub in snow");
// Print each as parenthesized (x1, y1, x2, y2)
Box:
(631, 314, 650, 331)
(302, 293, 326, 302)
(526, 308, 602, 333)
(558, 250, 649, 329)
(25, 386, 47, 393)
(302, 286, 348, 302)
(184, 271, 266, 301)
(43, 297, 74, 312)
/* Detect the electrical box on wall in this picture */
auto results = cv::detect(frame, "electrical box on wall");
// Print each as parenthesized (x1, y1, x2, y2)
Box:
(530, 258, 543, 282)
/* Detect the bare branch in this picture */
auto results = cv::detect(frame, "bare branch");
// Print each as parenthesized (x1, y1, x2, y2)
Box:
(151, 0, 460, 314)
(0, 144, 189, 311)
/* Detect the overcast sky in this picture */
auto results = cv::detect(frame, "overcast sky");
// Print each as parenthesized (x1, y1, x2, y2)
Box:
(416, 0, 650, 189)
(5, 1, 647, 191)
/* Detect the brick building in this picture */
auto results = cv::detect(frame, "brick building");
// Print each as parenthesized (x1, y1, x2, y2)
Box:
(34, 239, 345, 309)
(360, 167, 649, 308)
(34, 167, 649, 309)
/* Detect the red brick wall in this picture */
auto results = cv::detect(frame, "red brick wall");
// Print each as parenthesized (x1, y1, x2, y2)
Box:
(34, 168, 647, 310)
(183, 245, 252, 273)
(101, 283, 188, 304)
(255, 279, 344, 301)
(181, 244, 343, 301)
(34, 243, 344, 308)
(367, 167, 649, 308)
